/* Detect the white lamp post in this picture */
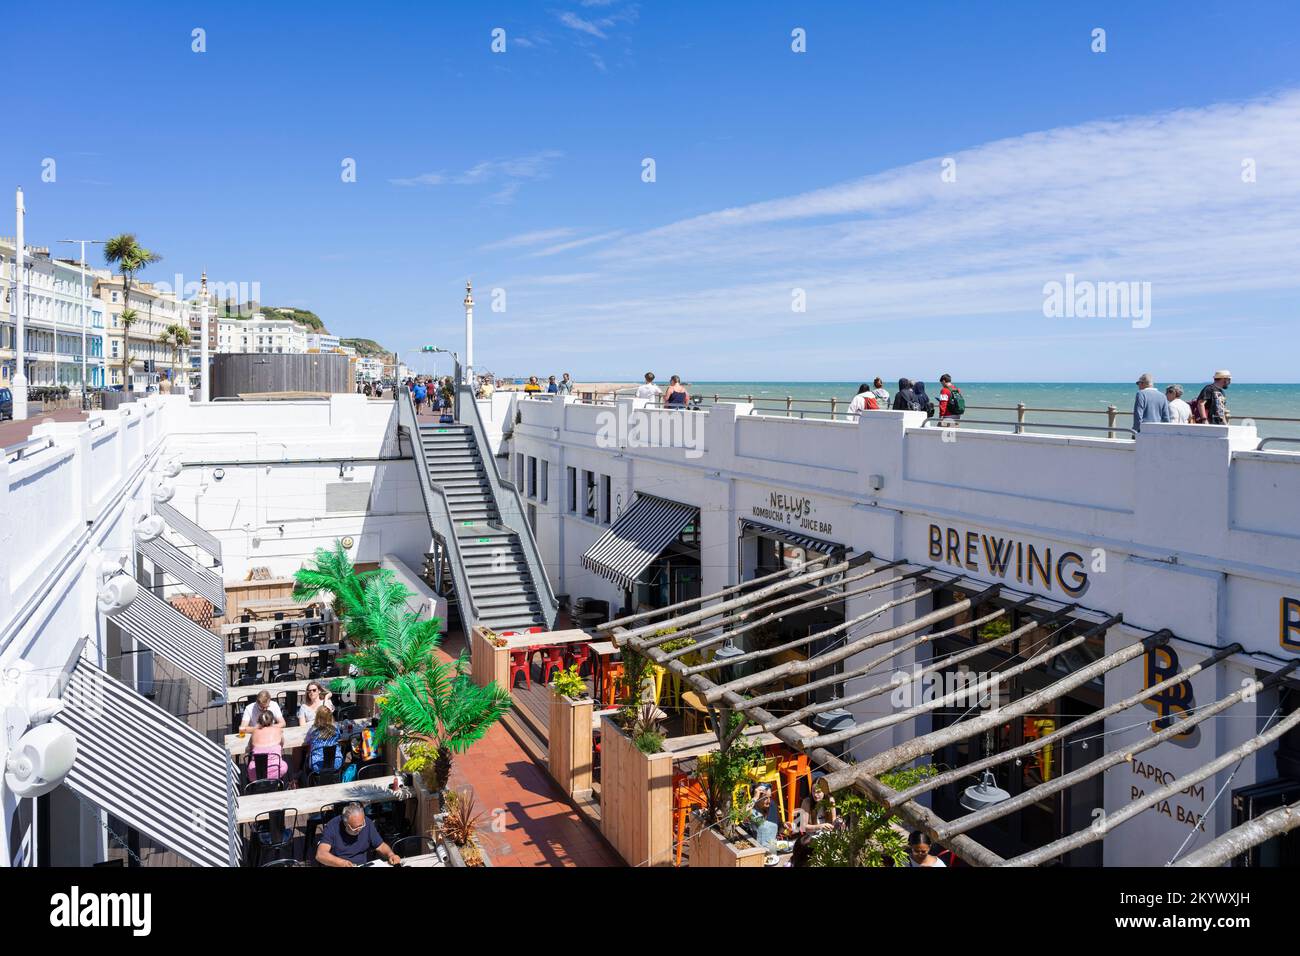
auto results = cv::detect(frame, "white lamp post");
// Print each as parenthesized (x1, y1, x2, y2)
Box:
(13, 187, 27, 420)
(199, 271, 210, 402)
(463, 279, 473, 387)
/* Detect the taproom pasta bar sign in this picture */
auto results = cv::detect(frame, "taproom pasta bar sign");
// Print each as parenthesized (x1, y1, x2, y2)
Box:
(924, 522, 1094, 597)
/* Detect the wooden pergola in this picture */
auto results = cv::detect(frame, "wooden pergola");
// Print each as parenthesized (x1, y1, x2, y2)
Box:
(602, 553, 1300, 866)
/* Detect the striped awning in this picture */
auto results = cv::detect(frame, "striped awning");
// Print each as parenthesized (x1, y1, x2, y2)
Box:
(740, 518, 846, 556)
(156, 500, 223, 563)
(53, 657, 242, 868)
(581, 495, 698, 592)
(138, 533, 226, 614)
(102, 572, 227, 699)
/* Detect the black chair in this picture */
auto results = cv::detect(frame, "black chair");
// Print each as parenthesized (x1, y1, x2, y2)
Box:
(304, 606, 317, 619)
(307, 745, 342, 787)
(355, 762, 391, 781)
(235, 657, 265, 687)
(282, 690, 300, 726)
(269, 632, 293, 650)
(230, 696, 257, 734)
(240, 612, 252, 623)
(274, 611, 285, 621)
(242, 777, 284, 797)
(260, 858, 308, 867)
(303, 801, 345, 850)
(250, 809, 299, 867)
(269, 653, 297, 683)
(308, 651, 334, 679)
(334, 704, 362, 721)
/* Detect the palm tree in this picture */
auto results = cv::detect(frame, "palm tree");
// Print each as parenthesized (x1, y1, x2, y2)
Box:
(103, 234, 162, 390)
(118, 308, 139, 390)
(162, 323, 190, 390)
(294, 542, 512, 791)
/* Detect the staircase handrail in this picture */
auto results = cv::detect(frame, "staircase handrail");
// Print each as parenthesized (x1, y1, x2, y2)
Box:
(394, 387, 480, 626)
(457, 383, 560, 629)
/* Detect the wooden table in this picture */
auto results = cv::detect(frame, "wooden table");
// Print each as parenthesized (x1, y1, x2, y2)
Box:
(227, 678, 312, 702)
(235, 779, 403, 825)
(240, 597, 324, 620)
(226, 644, 339, 667)
(663, 726, 781, 761)
(224, 717, 373, 758)
(498, 627, 593, 650)
(399, 851, 445, 868)
(222, 617, 320, 636)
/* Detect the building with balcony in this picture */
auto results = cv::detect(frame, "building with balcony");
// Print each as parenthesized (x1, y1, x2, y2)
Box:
(0, 240, 107, 390)
(94, 273, 186, 389)
(216, 314, 309, 355)
(306, 332, 341, 352)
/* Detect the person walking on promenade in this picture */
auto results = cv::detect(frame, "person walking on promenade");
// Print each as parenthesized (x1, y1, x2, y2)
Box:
(1166, 384, 1192, 423)
(938, 373, 965, 426)
(524, 375, 542, 393)
(556, 372, 575, 395)
(912, 380, 936, 418)
(413, 379, 428, 414)
(635, 371, 661, 401)
(1132, 373, 1171, 432)
(1193, 370, 1231, 424)
(871, 377, 890, 406)
(891, 378, 918, 411)
(848, 383, 879, 418)
(546, 375, 559, 394)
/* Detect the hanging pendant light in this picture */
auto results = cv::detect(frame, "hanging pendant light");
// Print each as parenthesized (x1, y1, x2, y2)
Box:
(960, 769, 1011, 813)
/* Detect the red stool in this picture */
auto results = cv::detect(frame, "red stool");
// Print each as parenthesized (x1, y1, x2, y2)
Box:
(539, 646, 566, 683)
(565, 643, 591, 676)
(508, 649, 530, 688)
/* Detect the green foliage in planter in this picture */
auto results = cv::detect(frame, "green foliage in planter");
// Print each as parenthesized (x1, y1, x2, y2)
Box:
(809, 765, 942, 867)
(615, 646, 656, 707)
(692, 710, 763, 839)
(550, 664, 588, 700)
(625, 702, 665, 754)
(659, 634, 696, 654)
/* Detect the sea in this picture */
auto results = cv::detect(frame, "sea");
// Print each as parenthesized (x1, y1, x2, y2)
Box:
(678, 382, 1300, 441)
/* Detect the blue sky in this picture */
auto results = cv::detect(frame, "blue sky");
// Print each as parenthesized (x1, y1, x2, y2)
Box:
(5, 1, 1300, 381)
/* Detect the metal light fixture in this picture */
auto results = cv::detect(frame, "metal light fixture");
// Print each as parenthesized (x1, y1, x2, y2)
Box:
(960, 769, 1011, 813)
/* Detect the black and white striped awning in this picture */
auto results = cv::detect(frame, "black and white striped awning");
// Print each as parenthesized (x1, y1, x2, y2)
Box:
(581, 495, 698, 592)
(102, 573, 227, 699)
(740, 518, 846, 556)
(138, 533, 226, 614)
(156, 500, 223, 563)
(53, 657, 242, 868)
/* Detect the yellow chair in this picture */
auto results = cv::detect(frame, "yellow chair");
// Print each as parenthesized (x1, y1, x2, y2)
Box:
(748, 758, 787, 822)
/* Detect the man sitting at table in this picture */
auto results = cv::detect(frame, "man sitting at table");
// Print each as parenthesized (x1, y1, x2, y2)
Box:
(315, 804, 402, 867)
(239, 690, 288, 732)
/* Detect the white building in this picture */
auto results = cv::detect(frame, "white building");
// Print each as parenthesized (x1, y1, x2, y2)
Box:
(306, 332, 340, 352)
(0, 240, 106, 390)
(506, 392, 1300, 867)
(216, 313, 309, 355)
(355, 355, 385, 382)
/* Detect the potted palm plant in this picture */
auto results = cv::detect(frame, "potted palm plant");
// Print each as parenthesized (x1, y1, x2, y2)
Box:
(293, 541, 512, 824)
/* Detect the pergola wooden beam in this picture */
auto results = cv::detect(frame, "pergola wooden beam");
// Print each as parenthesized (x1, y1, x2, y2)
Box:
(610, 553, 868, 644)
(739, 606, 1011, 712)
(888, 641, 1243, 808)
(598, 560, 809, 630)
(1006, 690, 1300, 867)
(687, 577, 950, 679)
(817, 616, 1134, 790)
(803, 605, 1090, 749)
(614, 623, 1008, 867)
(1173, 798, 1300, 867)
(939, 651, 1296, 845)
(662, 565, 921, 664)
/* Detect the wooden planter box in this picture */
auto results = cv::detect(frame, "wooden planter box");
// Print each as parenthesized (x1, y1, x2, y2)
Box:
(598, 715, 674, 867)
(689, 820, 768, 868)
(410, 771, 443, 842)
(469, 625, 509, 690)
(441, 837, 493, 867)
(548, 693, 593, 798)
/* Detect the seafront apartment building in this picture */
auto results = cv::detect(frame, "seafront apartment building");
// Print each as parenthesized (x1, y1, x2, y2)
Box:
(1, 388, 1297, 866)
(94, 273, 186, 388)
(0, 239, 106, 389)
(215, 313, 309, 355)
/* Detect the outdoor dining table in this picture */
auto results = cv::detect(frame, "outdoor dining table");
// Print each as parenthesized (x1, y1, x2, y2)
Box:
(588, 640, 621, 707)
(227, 677, 313, 701)
(398, 852, 445, 868)
(221, 616, 319, 636)
(235, 779, 403, 826)
(225, 643, 339, 667)
(224, 717, 374, 758)
(240, 597, 324, 620)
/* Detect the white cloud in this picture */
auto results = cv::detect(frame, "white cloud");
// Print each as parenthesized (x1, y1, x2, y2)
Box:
(480, 228, 577, 251)
(528, 230, 627, 257)
(556, 11, 608, 38)
(390, 150, 563, 203)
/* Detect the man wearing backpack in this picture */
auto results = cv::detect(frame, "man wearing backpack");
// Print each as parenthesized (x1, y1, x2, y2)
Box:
(938, 373, 965, 426)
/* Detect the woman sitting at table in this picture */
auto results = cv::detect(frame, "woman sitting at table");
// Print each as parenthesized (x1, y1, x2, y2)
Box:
(298, 681, 334, 725)
(303, 706, 346, 782)
(245, 711, 288, 783)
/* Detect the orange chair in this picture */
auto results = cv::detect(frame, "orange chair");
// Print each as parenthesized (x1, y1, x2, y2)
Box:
(601, 662, 625, 707)
(776, 752, 813, 821)
(672, 770, 708, 866)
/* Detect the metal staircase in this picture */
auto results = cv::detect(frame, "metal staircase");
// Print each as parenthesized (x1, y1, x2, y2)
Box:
(397, 387, 558, 634)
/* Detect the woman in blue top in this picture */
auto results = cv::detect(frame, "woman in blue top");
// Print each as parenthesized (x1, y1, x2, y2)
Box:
(304, 706, 345, 779)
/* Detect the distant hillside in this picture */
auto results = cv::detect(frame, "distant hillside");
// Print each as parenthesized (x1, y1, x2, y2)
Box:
(340, 337, 390, 358)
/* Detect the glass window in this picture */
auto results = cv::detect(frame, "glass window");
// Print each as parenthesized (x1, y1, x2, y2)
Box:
(601, 475, 612, 524)
(566, 467, 577, 513)
(584, 471, 597, 519)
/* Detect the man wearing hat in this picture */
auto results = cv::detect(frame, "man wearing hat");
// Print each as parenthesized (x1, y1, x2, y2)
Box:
(1194, 370, 1232, 424)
